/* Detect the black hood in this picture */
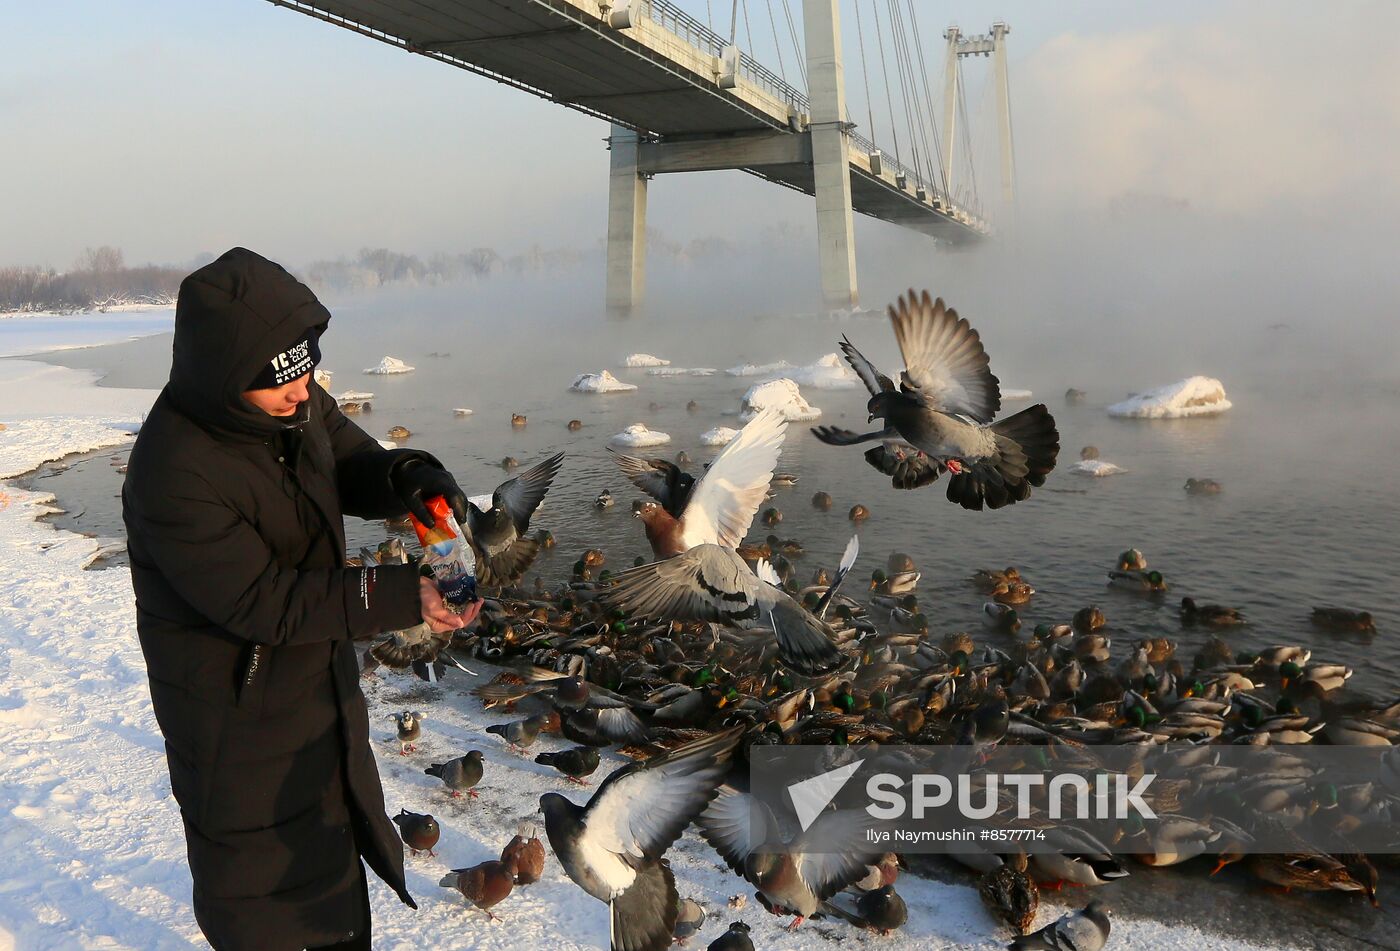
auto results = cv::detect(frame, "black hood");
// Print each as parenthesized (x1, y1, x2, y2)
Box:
(166, 247, 330, 438)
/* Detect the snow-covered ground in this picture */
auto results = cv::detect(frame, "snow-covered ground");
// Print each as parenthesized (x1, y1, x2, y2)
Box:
(0, 314, 1284, 950)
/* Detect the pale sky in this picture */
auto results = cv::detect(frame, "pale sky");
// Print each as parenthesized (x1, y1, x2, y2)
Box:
(4, 0, 1398, 270)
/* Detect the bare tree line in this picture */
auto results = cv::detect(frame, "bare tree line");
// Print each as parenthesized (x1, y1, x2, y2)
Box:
(3, 233, 751, 312)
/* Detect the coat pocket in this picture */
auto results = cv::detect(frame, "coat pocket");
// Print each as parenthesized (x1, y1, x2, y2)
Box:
(234, 642, 270, 717)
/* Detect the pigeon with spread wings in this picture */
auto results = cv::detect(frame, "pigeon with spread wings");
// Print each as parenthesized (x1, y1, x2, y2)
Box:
(605, 544, 845, 676)
(465, 451, 564, 585)
(541, 727, 743, 951)
(812, 291, 1058, 510)
(618, 409, 787, 559)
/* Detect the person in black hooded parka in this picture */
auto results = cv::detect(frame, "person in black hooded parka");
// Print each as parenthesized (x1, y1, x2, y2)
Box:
(122, 248, 478, 951)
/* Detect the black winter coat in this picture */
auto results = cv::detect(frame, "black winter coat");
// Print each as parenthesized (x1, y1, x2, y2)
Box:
(123, 248, 434, 950)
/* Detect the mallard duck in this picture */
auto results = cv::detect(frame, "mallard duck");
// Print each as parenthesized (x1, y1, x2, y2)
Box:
(1184, 477, 1223, 494)
(1280, 661, 1352, 695)
(340, 401, 363, 415)
(1310, 607, 1376, 634)
(1072, 605, 1106, 633)
(1181, 597, 1243, 626)
(1246, 852, 1368, 898)
(1107, 569, 1167, 592)
(567, 419, 583, 431)
(535, 529, 556, 549)
(761, 506, 782, 526)
(772, 472, 798, 487)
(982, 603, 1021, 634)
(1322, 717, 1399, 746)
(675, 450, 691, 465)
(765, 535, 804, 558)
(501, 456, 519, 470)
(1079, 445, 1100, 460)
(1116, 548, 1148, 571)
(582, 548, 605, 567)
(1065, 388, 1086, 403)
(992, 581, 1035, 605)
(594, 489, 614, 509)
(387, 425, 412, 440)
(1073, 634, 1112, 665)
(871, 568, 920, 595)
(1128, 814, 1221, 867)
(1137, 637, 1176, 664)
(1028, 828, 1128, 887)
(971, 567, 1021, 592)
(1251, 646, 1311, 670)
(849, 503, 870, 522)
(511, 413, 527, 427)
(811, 491, 833, 510)
(978, 851, 1038, 934)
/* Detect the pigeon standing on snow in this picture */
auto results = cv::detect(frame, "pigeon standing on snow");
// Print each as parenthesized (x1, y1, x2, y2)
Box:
(392, 808, 440, 856)
(540, 727, 743, 951)
(616, 408, 787, 559)
(707, 922, 753, 951)
(485, 713, 551, 752)
(1009, 901, 1111, 951)
(812, 291, 1059, 510)
(424, 750, 485, 798)
(439, 856, 518, 919)
(464, 451, 564, 586)
(500, 824, 547, 885)
(605, 544, 846, 676)
(535, 745, 602, 784)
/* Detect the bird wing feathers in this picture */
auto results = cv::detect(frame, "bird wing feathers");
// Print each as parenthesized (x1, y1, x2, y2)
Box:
(609, 450, 687, 513)
(697, 785, 775, 877)
(495, 451, 564, 531)
(679, 408, 787, 551)
(793, 809, 885, 902)
(889, 290, 1001, 422)
(839, 335, 896, 397)
(584, 727, 742, 863)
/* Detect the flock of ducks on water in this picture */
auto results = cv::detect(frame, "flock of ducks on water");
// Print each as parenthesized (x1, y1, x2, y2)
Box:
(344, 293, 1389, 951)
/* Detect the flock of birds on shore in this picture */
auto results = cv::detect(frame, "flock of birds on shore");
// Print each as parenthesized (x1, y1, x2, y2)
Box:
(350, 293, 1391, 951)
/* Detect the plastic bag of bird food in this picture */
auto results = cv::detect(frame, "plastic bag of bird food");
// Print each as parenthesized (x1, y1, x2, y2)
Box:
(410, 495, 479, 609)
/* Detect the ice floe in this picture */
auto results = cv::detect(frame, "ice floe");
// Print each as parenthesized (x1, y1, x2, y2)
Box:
(647, 367, 719, 377)
(608, 423, 671, 447)
(699, 426, 739, 446)
(1069, 459, 1127, 477)
(726, 359, 795, 377)
(740, 378, 821, 422)
(1108, 376, 1232, 418)
(362, 356, 415, 375)
(782, 353, 860, 390)
(570, 370, 638, 393)
(452, 408, 474, 417)
(335, 390, 375, 402)
(622, 353, 670, 368)
(1002, 388, 1034, 401)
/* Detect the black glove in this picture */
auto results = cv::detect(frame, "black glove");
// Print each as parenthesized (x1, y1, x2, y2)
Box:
(389, 457, 469, 528)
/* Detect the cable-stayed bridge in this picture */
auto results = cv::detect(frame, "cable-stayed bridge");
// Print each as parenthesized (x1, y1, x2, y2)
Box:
(267, 0, 1014, 311)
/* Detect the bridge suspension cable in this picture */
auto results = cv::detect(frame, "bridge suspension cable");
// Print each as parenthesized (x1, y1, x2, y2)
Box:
(956, 57, 979, 212)
(852, 0, 877, 143)
(870, 0, 902, 172)
(780, 0, 806, 90)
(901, 0, 950, 201)
(763, 0, 787, 82)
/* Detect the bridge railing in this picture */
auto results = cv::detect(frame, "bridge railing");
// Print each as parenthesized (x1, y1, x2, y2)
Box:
(641, 0, 809, 113)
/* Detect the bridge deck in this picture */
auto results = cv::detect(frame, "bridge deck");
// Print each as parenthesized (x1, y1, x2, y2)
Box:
(270, 0, 989, 243)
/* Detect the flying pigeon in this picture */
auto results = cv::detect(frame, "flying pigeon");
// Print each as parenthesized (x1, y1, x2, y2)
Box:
(475, 673, 652, 744)
(465, 451, 564, 586)
(1009, 900, 1111, 951)
(619, 408, 787, 559)
(812, 291, 1059, 510)
(605, 544, 845, 676)
(540, 727, 743, 951)
(696, 784, 882, 928)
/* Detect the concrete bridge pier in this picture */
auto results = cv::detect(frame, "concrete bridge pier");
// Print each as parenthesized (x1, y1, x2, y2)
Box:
(804, 0, 858, 311)
(606, 124, 647, 314)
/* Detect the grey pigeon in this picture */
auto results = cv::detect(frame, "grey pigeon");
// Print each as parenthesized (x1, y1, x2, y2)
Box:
(534, 745, 602, 784)
(812, 291, 1059, 510)
(424, 750, 484, 798)
(465, 451, 564, 586)
(1009, 901, 1111, 951)
(485, 713, 550, 751)
(673, 897, 706, 943)
(822, 884, 909, 935)
(862, 439, 947, 489)
(476, 673, 652, 744)
(697, 784, 882, 926)
(605, 544, 845, 676)
(812, 534, 860, 620)
(541, 727, 743, 951)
